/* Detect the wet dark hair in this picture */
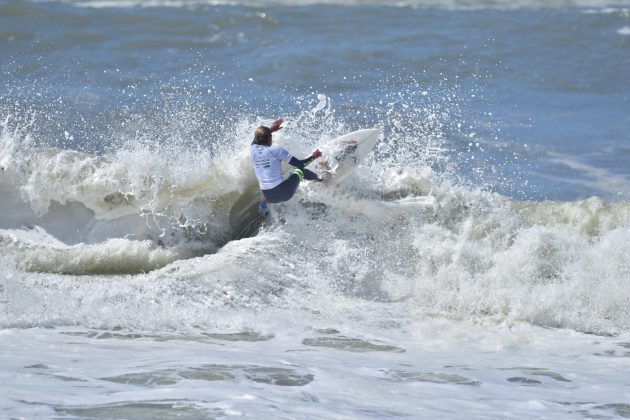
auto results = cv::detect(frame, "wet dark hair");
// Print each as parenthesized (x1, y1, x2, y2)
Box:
(252, 126, 272, 146)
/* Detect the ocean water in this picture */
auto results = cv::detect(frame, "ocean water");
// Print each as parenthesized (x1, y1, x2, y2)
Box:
(1, 0, 630, 418)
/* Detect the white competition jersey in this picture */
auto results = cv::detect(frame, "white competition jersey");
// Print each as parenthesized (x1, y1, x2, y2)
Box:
(250, 144, 293, 190)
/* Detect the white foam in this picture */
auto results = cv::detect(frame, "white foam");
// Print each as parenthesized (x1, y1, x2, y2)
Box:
(1, 313, 630, 418)
(2, 94, 630, 334)
(2, 106, 630, 417)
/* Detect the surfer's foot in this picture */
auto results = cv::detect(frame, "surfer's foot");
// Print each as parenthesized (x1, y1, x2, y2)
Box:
(258, 200, 269, 216)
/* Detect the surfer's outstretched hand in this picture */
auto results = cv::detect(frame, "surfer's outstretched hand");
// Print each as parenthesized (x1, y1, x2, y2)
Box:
(270, 118, 283, 132)
(312, 149, 322, 159)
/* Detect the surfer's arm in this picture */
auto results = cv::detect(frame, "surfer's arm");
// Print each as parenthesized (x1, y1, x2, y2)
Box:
(289, 150, 322, 169)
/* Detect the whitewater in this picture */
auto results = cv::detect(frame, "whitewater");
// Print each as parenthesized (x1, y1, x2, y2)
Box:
(1, 0, 630, 418)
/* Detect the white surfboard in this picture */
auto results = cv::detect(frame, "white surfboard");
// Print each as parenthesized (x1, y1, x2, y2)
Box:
(319, 128, 381, 183)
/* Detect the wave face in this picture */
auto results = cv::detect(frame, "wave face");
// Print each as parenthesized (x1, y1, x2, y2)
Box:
(1, 103, 630, 335)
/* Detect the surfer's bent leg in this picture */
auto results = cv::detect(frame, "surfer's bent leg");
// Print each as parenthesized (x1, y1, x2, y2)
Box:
(262, 166, 321, 204)
(262, 171, 302, 203)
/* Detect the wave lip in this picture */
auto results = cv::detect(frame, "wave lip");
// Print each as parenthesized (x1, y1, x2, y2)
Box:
(0, 228, 182, 275)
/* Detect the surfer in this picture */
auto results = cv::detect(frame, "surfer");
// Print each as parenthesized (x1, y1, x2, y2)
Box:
(251, 118, 322, 215)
